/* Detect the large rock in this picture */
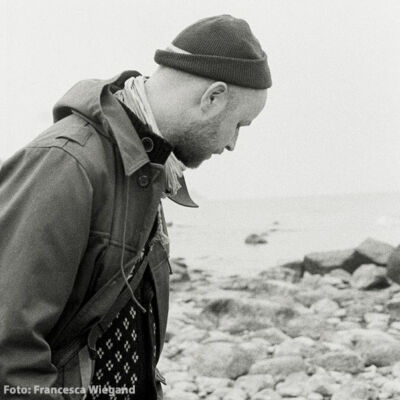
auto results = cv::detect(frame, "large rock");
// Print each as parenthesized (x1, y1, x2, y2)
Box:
(250, 389, 282, 400)
(201, 297, 297, 333)
(387, 245, 400, 283)
(196, 376, 232, 395)
(249, 327, 290, 344)
(355, 238, 394, 266)
(234, 375, 274, 396)
(249, 356, 306, 378)
(245, 234, 267, 245)
(312, 350, 365, 373)
(351, 264, 390, 290)
(283, 314, 330, 339)
(189, 342, 254, 379)
(331, 381, 378, 400)
(304, 248, 368, 274)
(305, 371, 339, 396)
(324, 329, 400, 366)
(276, 371, 308, 397)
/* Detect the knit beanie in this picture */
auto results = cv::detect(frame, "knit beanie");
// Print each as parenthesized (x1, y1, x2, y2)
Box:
(154, 15, 271, 89)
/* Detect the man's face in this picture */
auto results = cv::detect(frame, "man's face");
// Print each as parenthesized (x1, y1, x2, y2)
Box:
(173, 89, 267, 168)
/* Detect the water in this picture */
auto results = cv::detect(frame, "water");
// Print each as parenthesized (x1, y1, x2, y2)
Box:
(162, 193, 400, 277)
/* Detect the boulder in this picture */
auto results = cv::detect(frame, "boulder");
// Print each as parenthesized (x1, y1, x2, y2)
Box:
(355, 238, 394, 266)
(351, 264, 389, 290)
(250, 389, 282, 400)
(387, 245, 400, 283)
(283, 314, 330, 339)
(312, 350, 365, 373)
(249, 356, 307, 378)
(234, 375, 274, 396)
(276, 371, 308, 397)
(279, 260, 305, 282)
(164, 389, 199, 400)
(189, 342, 254, 379)
(222, 388, 247, 400)
(304, 248, 368, 274)
(305, 371, 338, 396)
(363, 312, 390, 330)
(245, 234, 267, 245)
(324, 329, 400, 366)
(249, 327, 290, 344)
(331, 381, 378, 400)
(196, 376, 232, 395)
(201, 297, 297, 333)
(310, 298, 340, 316)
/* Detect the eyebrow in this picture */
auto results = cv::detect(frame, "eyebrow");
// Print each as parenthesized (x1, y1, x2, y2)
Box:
(240, 121, 252, 127)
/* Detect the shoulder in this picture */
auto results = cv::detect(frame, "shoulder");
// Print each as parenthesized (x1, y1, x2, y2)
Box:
(26, 114, 117, 186)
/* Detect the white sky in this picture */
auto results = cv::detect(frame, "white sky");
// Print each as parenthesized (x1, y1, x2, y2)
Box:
(1, 0, 400, 199)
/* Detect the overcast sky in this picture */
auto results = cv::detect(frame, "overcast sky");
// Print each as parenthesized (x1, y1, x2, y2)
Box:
(1, 0, 399, 199)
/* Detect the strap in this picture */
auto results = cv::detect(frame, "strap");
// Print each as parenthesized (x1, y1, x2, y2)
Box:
(88, 254, 149, 354)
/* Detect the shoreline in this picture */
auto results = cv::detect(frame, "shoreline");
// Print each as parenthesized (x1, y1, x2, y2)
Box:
(159, 238, 400, 400)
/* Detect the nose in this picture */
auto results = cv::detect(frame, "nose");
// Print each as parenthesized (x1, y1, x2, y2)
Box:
(225, 130, 239, 151)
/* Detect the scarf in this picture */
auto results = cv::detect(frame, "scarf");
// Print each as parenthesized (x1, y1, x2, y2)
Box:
(114, 75, 185, 196)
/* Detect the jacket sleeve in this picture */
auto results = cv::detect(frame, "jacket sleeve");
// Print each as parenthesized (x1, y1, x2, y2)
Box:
(0, 146, 93, 399)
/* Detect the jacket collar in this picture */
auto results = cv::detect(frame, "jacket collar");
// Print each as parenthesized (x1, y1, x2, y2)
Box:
(54, 71, 198, 208)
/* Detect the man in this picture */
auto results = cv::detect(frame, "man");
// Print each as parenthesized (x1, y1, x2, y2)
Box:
(0, 15, 271, 400)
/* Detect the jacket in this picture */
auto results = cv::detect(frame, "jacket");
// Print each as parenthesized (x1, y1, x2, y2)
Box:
(0, 71, 197, 399)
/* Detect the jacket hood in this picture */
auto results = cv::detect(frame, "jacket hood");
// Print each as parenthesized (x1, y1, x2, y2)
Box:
(53, 71, 198, 208)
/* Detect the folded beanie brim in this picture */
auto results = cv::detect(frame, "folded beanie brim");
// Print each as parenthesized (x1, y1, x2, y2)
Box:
(154, 49, 272, 89)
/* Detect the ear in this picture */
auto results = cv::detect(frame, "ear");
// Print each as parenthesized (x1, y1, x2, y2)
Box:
(200, 82, 229, 116)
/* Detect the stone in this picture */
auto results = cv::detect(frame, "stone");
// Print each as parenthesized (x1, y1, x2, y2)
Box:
(250, 389, 282, 400)
(305, 371, 338, 396)
(196, 376, 232, 395)
(276, 372, 308, 397)
(381, 381, 400, 397)
(173, 381, 198, 392)
(189, 342, 254, 379)
(257, 279, 300, 297)
(249, 356, 306, 378)
(310, 298, 340, 316)
(355, 238, 394, 266)
(324, 329, 400, 366)
(307, 394, 323, 400)
(240, 338, 272, 362)
(274, 337, 316, 358)
(245, 234, 267, 245)
(163, 371, 194, 386)
(312, 350, 365, 373)
(387, 298, 400, 320)
(304, 248, 368, 274)
(201, 297, 297, 334)
(164, 389, 200, 400)
(351, 264, 390, 290)
(249, 327, 290, 344)
(363, 313, 390, 330)
(387, 245, 400, 284)
(331, 381, 378, 400)
(283, 314, 330, 340)
(222, 388, 247, 400)
(234, 374, 274, 396)
(280, 260, 305, 282)
(393, 361, 400, 378)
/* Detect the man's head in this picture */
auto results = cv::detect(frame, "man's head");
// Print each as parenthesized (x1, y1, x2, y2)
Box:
(146, 15, 271, 168)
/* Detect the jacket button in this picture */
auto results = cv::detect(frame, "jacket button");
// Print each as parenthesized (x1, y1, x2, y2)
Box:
(142, 137, 154, 153)
(137, 174, 150, 188)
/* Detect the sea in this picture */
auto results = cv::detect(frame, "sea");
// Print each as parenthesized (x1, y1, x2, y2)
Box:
(162, 193, 400, 277)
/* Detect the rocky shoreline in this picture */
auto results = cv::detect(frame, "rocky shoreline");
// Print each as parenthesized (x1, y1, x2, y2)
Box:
(159, 238, 400, 400)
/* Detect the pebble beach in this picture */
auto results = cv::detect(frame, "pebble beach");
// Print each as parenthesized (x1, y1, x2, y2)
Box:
(159, 237, 400, 400)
